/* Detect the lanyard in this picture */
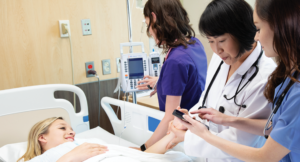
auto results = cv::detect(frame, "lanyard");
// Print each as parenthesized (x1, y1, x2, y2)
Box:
(163, 48, 173, 64)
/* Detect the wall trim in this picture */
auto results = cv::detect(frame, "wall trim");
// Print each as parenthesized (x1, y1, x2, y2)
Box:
(75, 77, 118, 86)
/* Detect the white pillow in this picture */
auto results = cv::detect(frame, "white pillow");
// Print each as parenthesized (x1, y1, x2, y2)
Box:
(0, 141, 27, 162)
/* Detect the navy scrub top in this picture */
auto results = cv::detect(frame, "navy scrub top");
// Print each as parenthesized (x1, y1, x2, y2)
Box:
(270, 75, 300, 162)
(156, 37, 207, 111)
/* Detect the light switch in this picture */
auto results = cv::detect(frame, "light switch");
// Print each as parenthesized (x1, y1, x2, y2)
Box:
(81, 19, 92, 36)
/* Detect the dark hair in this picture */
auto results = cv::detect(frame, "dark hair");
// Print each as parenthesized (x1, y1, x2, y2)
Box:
(256, 0, 300, 102)
(199, 0, 256, 58)
(143, 0, 195, 53)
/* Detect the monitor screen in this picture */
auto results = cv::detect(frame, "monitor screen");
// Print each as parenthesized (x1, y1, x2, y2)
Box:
(151, 57, 160, 64)
(128, 58, 144, 79)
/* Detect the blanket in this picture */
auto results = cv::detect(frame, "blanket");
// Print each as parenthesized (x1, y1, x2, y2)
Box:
(28, 138, 193, 162)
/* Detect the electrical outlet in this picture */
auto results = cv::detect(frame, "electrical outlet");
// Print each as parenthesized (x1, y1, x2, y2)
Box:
(85, 61, 95, 78)
(102, 59, 111, 75)
(59, 20, 70, 38)
(116, 58, 121, 73)
(81, 19, 92, 36)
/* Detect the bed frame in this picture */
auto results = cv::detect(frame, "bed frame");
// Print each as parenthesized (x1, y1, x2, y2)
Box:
(0, 84, 185, 154)
(0, 84, 90, 147)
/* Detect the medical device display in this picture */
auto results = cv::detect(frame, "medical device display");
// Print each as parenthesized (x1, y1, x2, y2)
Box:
(148, 51, 161, 77)
(114, 42, 150, 94)
(121, 53, 149, 92)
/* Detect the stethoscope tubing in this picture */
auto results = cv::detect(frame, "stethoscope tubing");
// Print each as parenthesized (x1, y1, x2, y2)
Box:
(200, 48, 263, 110)
(263, 71, 298, 138)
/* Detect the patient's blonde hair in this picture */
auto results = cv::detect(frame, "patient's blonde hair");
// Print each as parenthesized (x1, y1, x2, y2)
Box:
(17, 117, 64, 162)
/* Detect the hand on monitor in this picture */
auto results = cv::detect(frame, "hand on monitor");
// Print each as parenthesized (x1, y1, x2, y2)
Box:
(136, 75, 158, 90)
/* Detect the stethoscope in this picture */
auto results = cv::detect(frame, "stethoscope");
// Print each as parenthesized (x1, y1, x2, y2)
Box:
(198, 48, 264, 113)
(263, 71, 298, 138)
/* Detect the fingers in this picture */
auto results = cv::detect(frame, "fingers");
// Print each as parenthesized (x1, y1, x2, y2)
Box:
(83, 143, 107, 150)
(98, 145, 108, 149)
(178, 117, 192, 129)
(170, 120, 182, 133)
(136, 85, 149, 90)
(166, 141, 172, 149)
(143, 75, 151, 79)
(150, 90, 157, 97)
(94, 146, 109, 152)
(166, 139, 178, 150)
(190, 108, 214, 114)
(137, 80, 149, 84)
(167, 120, 174, 134)
(90, 150, 107, 157)
(177, 107, 189, 114)
(183, 115, 196, 124)
(202, 114, 212, 121)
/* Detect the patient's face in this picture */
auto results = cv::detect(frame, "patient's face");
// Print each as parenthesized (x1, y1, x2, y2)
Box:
(40, 119, 75, 150)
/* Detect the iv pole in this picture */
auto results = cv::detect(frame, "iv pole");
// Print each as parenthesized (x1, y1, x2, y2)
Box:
(126, 0, 137, 104)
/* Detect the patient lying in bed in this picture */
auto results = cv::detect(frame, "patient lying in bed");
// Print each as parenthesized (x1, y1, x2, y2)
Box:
(17, 117, 191, 162)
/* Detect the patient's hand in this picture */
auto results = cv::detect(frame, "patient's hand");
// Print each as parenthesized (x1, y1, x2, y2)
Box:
(173, 117, 188, 130)
(170, 106, 189, 131)
(57, 143, 108, 162)
(166, 121, 187, 149)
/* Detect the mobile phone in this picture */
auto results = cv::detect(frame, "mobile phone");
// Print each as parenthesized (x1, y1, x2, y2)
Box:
(172, 109, 210, 130)
(172, 109, 189, 122)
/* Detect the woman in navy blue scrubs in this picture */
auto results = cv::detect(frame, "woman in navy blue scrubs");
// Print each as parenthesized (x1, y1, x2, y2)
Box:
(136, 0, 207, 150)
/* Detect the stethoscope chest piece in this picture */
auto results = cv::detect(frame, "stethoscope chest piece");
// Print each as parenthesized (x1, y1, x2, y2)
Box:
(219, 106, 225, 113)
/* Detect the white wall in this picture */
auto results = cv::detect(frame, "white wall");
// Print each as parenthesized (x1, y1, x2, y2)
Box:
(245, 0, 256, 8)
(182, 0, 214, 63)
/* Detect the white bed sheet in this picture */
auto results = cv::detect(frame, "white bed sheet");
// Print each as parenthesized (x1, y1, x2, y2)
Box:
(76, 127, 204, 162)
(76, 126, 139, 147)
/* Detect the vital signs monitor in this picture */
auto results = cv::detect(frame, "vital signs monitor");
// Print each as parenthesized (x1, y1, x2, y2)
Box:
(118, 42, 150, 92)
(121, 53, 149, 92)
(148, 51, 161, 77)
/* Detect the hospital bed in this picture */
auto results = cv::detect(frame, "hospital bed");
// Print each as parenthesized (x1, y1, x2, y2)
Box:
(0, 84, 202, 162)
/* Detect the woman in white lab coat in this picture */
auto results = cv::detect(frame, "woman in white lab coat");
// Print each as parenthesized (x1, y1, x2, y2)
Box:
(167, 0, 276, 161)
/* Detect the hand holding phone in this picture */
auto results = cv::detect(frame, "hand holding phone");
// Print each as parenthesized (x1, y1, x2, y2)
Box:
(172, 110, 209, 130)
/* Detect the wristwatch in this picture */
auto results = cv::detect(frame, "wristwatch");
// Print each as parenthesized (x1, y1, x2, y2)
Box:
(140, 144, 147, 151)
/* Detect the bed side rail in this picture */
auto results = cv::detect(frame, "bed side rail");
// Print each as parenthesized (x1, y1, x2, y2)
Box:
(101, 97, 164, 145)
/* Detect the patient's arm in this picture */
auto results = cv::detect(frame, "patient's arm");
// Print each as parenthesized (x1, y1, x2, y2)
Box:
(144, 118, 186, 154)
(144, 132, 176, 154)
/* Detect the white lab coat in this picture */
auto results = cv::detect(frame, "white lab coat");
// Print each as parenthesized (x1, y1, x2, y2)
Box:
(184, 42, 277, 162)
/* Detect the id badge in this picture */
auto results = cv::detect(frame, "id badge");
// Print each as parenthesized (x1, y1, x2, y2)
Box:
(209, 121, 219, 133)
